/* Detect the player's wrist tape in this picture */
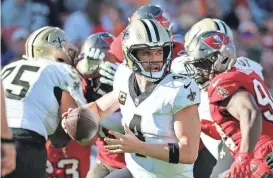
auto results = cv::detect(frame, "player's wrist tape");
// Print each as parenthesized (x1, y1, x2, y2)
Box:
(168, 143, 179, 164)
(1, 137, 15, 144)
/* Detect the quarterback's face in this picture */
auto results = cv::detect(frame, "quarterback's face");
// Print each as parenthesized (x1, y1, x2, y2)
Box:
(136, 47, 164, 72)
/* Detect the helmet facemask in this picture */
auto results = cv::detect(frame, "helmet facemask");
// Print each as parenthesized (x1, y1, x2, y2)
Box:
(185, 52, 219, 89)
(122, 19, 173, 82)
(185, 31, 236, 89)
(127, 43, 172, 82)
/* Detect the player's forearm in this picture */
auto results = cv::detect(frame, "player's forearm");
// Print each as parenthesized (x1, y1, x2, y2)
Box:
(239, 108, 262, 153)
(84, 91, 120, 122)
(136, 141, 198, 164)
(1, 119, 13, 139)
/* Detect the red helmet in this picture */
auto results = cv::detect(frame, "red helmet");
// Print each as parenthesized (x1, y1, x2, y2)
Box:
(81, 32, 115, 52)
(171, 34, 185, 58)
(129, 4, 172, 32)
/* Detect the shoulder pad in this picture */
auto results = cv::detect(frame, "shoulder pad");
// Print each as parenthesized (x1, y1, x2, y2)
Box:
(235, 56, 264, 79)
(113, 64, 132, 92)
(170, 74, 201, 113)
(208, 69, 252, 103)
(47, 63, 86, 106)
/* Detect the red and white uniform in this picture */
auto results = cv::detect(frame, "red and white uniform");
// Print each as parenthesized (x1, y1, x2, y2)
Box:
(96, 126, 126, 168)
(46, 141, 91, 178)
(208, 67, 273, 159)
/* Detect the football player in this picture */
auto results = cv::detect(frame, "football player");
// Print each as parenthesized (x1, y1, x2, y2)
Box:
(1, 26, 86, 178)
(80, 33, 126, 178)
(46, 140, 91, 178)
(63, 19, 201, 178)
(171, 18, 236, 178)
(45, 32, 122, 178)
(183, 18, 273, 178)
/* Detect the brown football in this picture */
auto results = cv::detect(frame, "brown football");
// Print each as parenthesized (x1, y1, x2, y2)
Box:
(64, 107, 99, 143)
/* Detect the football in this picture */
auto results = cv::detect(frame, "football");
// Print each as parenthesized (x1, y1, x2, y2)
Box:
(64, 107, 99, 143)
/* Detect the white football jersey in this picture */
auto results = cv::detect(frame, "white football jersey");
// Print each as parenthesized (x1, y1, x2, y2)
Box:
(1, 59, 86, 139)
(234, 56, 264, 79)
(113, 64, 200, 178)
(198, 90, 221, 159)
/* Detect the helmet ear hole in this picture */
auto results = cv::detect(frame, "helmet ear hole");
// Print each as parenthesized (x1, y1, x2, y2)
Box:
(57, 58, 65, 63)
(222, 57, 229, 64)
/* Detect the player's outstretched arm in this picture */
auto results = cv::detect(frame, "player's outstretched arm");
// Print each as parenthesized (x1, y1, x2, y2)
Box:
(104, 104, 200, 164)
(219, 89, 263, 178)
(221, 89, 262, 153)
(83, 91, 120, 122)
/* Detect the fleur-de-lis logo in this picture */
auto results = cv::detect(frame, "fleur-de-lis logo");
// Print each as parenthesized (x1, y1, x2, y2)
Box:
(122, 28, 130, 43)
(53, 37, 66, 50)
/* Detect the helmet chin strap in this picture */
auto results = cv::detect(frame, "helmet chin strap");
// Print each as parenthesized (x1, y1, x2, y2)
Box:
(139, 63, 168, 82)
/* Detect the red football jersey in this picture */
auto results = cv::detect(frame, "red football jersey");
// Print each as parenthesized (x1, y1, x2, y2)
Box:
(208, 67, 273, 158)
(46, 140, 91, 178)
(96, 127, 126, 169)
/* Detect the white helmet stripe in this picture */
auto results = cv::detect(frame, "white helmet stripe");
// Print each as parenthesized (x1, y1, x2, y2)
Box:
(214, 19, 226, 34)
(27, 26, 50, 58)
(143, 19, 157, 42)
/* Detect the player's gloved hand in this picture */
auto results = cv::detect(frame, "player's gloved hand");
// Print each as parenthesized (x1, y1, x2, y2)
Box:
(250, 158, 273, 178)
(266, 152, 273, 172)
(76, 47, 105, 75)
(200, 120, 221, 140)
(99, 61, 119, 86)
(227, 152, 253, 178)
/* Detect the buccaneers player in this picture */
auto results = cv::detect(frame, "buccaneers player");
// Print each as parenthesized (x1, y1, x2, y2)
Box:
(79, 32, 126, 178)
(184, 19, 273, 178)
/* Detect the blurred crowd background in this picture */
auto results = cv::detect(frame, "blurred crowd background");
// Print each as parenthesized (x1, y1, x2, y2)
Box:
(1, 0, 273, 89)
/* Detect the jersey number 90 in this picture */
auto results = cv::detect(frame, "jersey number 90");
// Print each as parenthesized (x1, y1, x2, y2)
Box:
(253, 79, 273, 122)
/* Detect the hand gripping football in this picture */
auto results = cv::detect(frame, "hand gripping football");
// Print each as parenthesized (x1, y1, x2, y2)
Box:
(63, 107, 99, 143)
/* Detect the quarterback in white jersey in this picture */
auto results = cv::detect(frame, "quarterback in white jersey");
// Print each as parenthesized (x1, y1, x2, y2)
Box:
(64, 19, 201, 178)
(113, 63, 199, 178)
(1, 27, 86, 178)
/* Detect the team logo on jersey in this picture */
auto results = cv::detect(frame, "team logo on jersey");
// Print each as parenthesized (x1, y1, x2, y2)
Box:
(187, 89, 196, 102)
(118, 91, 127, 105)
(217, 86, 229, 99)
